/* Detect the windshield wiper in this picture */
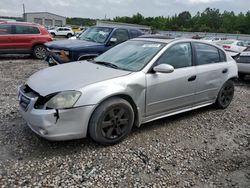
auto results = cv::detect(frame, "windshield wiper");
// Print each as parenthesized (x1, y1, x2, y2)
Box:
(92, 61, 119, 69)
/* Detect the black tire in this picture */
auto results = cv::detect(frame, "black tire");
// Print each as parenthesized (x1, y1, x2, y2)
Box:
(215, 80, 234, 109)
(67, 33, 72, 38)
(89, 97, 134, 145)
(238, 73, 245, 80)
(33, 45, 47, 59)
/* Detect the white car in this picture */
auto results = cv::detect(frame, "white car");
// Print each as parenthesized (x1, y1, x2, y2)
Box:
(48, 27, 74, 38)
(236, 51, 250, 79)
(215, 40, 247, 55)
(201, 37, 226, 43)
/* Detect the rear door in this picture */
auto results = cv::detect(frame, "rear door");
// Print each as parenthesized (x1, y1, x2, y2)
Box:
(0, 24, 14, 52)
(11, 25, 40, 52)
(146, 42, 197, 116)
(192, 42, 229, 105)
(237, 52, 250, 74)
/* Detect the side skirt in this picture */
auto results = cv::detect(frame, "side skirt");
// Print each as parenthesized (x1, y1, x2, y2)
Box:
(141, 102, 214, 125)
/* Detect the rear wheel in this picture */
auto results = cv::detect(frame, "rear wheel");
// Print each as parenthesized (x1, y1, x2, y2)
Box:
(215, 80, 234, 109)
(67, 33, 72, 38)
(89, 98, 134, 145)
(33, 45, 47, 59)
(238, 73, 245, 80)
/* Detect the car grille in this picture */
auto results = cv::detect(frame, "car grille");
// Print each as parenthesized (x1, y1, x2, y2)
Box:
(18, 85, 39, 111)
(19, 94, 31, 111)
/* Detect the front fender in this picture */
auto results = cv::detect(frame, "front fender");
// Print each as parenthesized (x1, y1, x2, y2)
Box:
(75, 72, 146, 119)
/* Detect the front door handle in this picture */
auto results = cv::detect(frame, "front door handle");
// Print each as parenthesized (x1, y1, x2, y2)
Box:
(222, 69, 228, 74)
(188, 75, 196, 82)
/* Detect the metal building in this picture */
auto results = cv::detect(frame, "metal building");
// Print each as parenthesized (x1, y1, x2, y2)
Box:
(24, 12, 66, 27)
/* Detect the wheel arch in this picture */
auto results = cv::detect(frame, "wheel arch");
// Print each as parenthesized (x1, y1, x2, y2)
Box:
(87, 94, 140, 135)
(32, 43, 45, 51)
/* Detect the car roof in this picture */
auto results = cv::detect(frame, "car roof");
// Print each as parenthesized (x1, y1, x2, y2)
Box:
(0, 21, 40, 26)
(132, 37, 221, 46)
(91, 25, 141, 31)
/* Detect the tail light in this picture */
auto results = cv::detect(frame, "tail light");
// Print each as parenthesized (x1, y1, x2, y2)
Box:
(223, 45, 231, 49)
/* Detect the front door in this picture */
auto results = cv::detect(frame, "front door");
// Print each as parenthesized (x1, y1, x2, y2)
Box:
(146, 42, 197, 116)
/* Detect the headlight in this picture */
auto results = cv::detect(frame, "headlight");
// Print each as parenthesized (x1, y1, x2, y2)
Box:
(45, 91, 81, 109)
(62, 50, 69, 55)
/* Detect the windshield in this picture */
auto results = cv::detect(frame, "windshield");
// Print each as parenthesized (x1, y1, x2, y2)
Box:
(95, 40, 165, 71)
(78, 27, 112, 43)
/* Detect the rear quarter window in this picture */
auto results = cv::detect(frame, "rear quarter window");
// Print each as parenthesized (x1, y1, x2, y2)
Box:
(130, 29, 142, 38)
(218, 49, 227, 62)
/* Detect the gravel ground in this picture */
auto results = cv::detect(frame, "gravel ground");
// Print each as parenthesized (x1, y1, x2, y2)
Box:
(0, 57, 249, 187)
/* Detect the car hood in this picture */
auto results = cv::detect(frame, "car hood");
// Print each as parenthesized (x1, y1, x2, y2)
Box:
(27, 61, 131, 96)
(45, 39, 103, 50)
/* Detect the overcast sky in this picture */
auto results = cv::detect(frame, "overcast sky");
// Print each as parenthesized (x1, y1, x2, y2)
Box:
(0, 0, 249, 19)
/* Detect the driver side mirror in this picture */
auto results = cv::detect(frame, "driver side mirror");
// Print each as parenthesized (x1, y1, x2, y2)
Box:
(153, 64, 174, 73)
(109, 37, 118, 46)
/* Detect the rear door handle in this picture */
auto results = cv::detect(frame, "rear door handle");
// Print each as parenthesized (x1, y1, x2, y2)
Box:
(222, 69, 228, 74)
(188, 75, 196, 82)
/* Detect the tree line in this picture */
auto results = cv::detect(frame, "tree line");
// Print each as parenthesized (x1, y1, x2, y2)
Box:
(2, 7, 249, 34)
(113, 8, 250, 34)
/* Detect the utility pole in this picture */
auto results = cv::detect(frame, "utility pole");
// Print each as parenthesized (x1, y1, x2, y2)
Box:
(23, 3, 26, 21)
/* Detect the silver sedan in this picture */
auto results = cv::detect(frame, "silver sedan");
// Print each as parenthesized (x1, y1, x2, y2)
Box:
(18, 38, 238, 145)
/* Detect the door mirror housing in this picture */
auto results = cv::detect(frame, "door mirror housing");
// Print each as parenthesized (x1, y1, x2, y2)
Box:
(108, 37, 118, 46)
(110, 37, 117, 43)
(153, 64, 174, 73)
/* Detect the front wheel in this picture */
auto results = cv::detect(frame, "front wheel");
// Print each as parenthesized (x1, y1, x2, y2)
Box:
(89, 98, 134, 145)
(215, 80, 234, 109)
(33, 45, 47, 59)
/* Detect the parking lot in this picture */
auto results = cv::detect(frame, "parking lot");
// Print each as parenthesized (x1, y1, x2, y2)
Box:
(0, 57, 249, 187)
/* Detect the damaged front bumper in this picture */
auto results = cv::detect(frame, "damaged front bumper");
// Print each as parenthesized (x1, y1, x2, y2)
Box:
(45, 49, 71, 66)
(18, 86, 96, 141)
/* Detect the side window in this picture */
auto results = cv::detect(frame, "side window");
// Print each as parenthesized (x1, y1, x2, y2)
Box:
(156, 43, 192, 69)
(237, 42, 244, 47)
(112, 29, 129, 43)
(58, 28, 63, 31)
(15, 25, 40, 34)
(130, 29, 141, 38)
(218, 49, 226, 62)
(0, 24, 12, 35)
(194, 43, 220, 65)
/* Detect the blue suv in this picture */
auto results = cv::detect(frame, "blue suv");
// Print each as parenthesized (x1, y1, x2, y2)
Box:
(45, 26, 143, 66)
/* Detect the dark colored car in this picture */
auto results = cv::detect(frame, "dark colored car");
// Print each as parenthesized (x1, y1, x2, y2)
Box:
(45, 26, 143, 66)
(0, 21, 53, 59)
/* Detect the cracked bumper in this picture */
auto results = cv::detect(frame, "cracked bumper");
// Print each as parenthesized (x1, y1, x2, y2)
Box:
(19, 105, 96, 141)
